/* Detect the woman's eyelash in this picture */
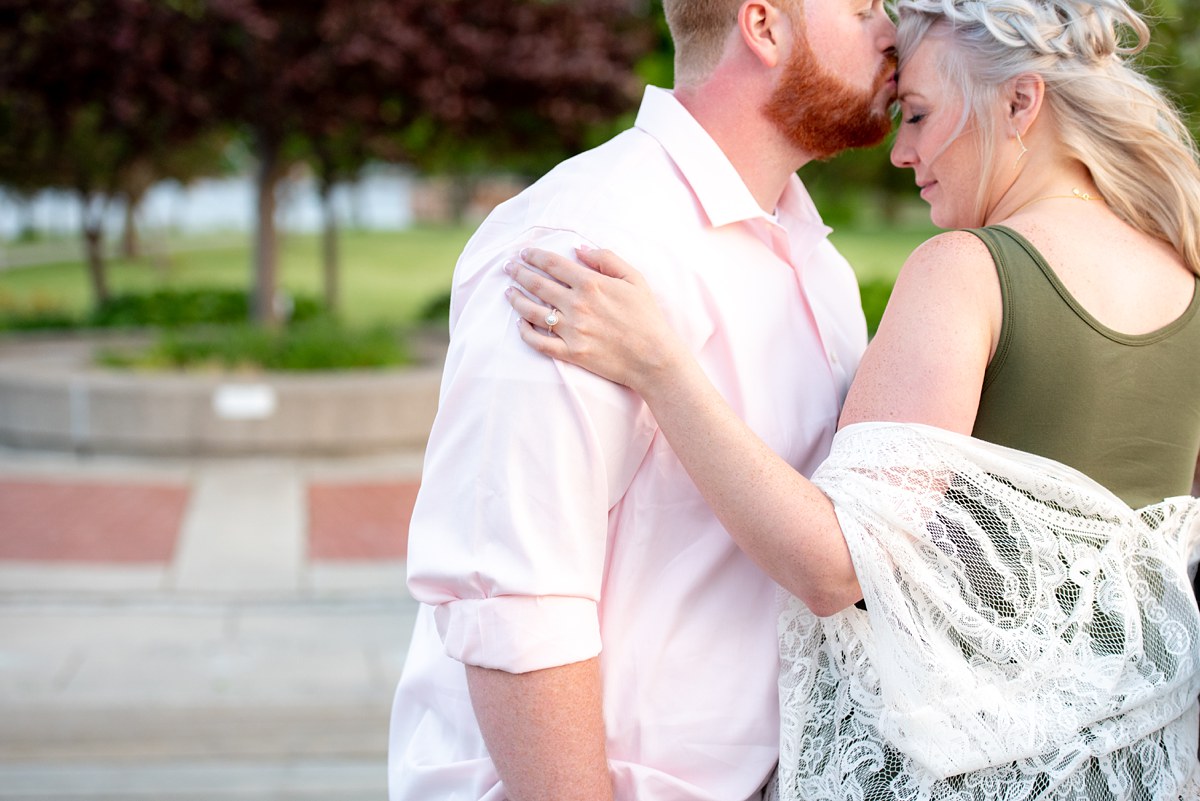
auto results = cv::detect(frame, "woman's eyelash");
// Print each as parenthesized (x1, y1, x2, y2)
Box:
(904, 113, 926, 124)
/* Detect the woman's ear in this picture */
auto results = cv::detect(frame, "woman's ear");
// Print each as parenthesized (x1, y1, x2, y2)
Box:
(738, 1, 790, 69)
(1008, 72, 1045, 134)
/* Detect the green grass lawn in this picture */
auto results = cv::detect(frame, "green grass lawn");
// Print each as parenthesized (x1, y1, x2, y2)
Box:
(830, 223, 938, 283)
(0, 226, 475, 328)
(0, 222, 935, 328)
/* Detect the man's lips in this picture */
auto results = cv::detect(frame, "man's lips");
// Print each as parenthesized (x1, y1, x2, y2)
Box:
(881, 69, 898, 95)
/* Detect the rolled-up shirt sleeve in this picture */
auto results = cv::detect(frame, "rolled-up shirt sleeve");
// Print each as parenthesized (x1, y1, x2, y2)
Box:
(406, 226, 659, 674)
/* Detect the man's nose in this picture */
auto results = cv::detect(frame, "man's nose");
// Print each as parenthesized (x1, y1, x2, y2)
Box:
(875, 13, 896, 52)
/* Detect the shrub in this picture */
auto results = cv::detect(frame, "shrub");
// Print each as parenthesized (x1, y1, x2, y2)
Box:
(0, 290, 82, 331)
(97, 319, 409, 372)
(89, 288, 323, 329)
(859, 277, 894, 338)
(416, 290, 452, 323)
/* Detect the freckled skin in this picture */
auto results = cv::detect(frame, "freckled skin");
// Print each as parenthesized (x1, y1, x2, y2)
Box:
(839, 231, 1001, 434)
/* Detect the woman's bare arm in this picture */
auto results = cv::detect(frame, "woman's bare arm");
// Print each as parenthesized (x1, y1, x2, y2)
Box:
(839, 232, 999, 431)
(505, 234, 999, 614)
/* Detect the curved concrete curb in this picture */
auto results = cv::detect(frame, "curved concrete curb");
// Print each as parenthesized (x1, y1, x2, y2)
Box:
(0, 335, 443, 457)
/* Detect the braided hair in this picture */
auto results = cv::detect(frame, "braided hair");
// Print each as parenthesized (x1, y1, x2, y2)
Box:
(896, 0, 1200, 275)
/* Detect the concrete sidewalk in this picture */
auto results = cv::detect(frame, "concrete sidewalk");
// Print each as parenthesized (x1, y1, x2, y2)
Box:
(0, 446, 425, 800)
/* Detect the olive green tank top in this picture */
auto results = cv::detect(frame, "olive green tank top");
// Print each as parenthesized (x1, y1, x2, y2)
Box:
(966, 225, 1200, 508)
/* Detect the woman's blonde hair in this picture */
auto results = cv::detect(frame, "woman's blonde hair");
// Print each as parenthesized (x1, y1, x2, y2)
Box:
(896, 0, 1200, 276)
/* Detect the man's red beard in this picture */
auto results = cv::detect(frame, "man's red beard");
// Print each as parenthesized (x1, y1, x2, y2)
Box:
(765, 35, 897, 160)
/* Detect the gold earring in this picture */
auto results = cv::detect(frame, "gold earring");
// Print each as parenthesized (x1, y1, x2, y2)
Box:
(1014, 130, 1029, 169)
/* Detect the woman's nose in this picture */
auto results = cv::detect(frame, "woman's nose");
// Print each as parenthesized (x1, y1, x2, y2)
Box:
(890, 135, 913, 169)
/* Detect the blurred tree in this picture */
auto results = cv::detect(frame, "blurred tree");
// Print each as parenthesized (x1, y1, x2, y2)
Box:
(0, 5, 121, 304)
(117, 130, 236, 260)
(0, 0, 221, 307)
(0, 0, 656, 324)
(185, 0, 434, 323)
(187, 0, 655, 324)
(634, 0, 675, 90)
(388, 0, 657, 220)
(291, 1, 424, 317)
(0, 94, 57, 242)
(184, 0, 315, 325)
(308, 130, 368, 317)
(1141, 0, 1200, 141)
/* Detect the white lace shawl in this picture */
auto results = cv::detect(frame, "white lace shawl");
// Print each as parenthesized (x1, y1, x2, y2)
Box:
(776, 422, 1200, 801)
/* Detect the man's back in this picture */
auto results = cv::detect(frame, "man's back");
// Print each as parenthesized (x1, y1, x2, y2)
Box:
(389, 86, 867, 801)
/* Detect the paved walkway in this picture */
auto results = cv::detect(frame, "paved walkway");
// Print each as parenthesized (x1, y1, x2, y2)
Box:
(0, 445, 425, 800)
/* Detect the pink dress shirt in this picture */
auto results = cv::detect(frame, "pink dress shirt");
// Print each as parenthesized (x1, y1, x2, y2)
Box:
(389, 86, 867, 801)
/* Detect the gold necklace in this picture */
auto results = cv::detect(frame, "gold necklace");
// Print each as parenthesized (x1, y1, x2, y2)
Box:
(1008, 187, 1103, 217)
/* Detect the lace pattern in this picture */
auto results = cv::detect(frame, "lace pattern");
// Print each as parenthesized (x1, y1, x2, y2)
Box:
(777, 423, 1200, 801)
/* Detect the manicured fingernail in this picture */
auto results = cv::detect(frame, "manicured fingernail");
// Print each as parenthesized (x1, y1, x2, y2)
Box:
(577, 244, 594, 253)
(502, 261, 515, 276)
(503, 286, 513, 297)
(519, 248, 532, 262)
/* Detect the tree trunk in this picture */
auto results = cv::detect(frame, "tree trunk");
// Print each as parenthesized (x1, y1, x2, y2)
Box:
(319, 179, 340, 317)
(78, 191, 110, 307)
(119, 182, 151, 257)
(117, 160, 155, 260)
(120, 195, 140, 259)
(253, 132, 283, 327)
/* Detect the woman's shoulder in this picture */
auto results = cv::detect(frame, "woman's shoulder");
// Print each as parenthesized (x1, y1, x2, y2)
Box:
(838, 229, 1002, 432)
(892, 230, 999, 303)
(904, 229, 994, 269)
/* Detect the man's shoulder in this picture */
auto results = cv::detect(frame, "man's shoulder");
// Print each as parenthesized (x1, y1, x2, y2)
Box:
(492, 128, 694, 233)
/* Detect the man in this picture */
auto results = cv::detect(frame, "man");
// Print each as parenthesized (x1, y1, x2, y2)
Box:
(389, 1, 897, 799)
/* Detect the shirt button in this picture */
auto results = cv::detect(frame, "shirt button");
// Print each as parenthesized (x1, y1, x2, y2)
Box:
(829, 350, 840, 365)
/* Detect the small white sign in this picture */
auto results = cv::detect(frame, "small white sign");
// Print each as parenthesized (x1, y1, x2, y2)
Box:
(212, 384, 278, 420)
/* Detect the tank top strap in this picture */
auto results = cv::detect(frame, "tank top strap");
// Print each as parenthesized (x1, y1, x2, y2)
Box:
(960, 226, 1035, 393)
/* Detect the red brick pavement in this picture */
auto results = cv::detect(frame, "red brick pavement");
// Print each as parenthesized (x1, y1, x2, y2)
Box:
(306, 481, 419, 560)
(0, 480, 189, 563)
(0, 478, 419, 564)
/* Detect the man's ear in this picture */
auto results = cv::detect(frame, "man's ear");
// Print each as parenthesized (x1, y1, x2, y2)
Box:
(1008, 72, 1045, 134)
(738, 1, 791, 69)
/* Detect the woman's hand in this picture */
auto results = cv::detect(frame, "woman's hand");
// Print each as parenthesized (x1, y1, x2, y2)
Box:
(508, 246, 861, 613)
(504, 246, 688, 393)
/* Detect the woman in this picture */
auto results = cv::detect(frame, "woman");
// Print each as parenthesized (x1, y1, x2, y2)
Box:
(504, 0, 1200, 797)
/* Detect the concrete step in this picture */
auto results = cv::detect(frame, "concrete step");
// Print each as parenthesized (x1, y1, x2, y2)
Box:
(0, 706, 391, 762)
(0, 757, 386, 800)
(0, 706, 392, 800)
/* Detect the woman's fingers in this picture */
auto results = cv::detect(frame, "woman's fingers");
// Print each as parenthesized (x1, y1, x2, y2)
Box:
(505, 286, 561, 333)
(521, 245, 645, 290)
(519, 247, 593, 287)
(515, 318, 570, 359)
(503, 245, 664, 389)
(575, 246, 641, 284)
(504, 259, 572, 311)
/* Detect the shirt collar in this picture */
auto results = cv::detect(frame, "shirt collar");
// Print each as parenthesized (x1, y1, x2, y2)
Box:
(634, 85, 826, 232)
